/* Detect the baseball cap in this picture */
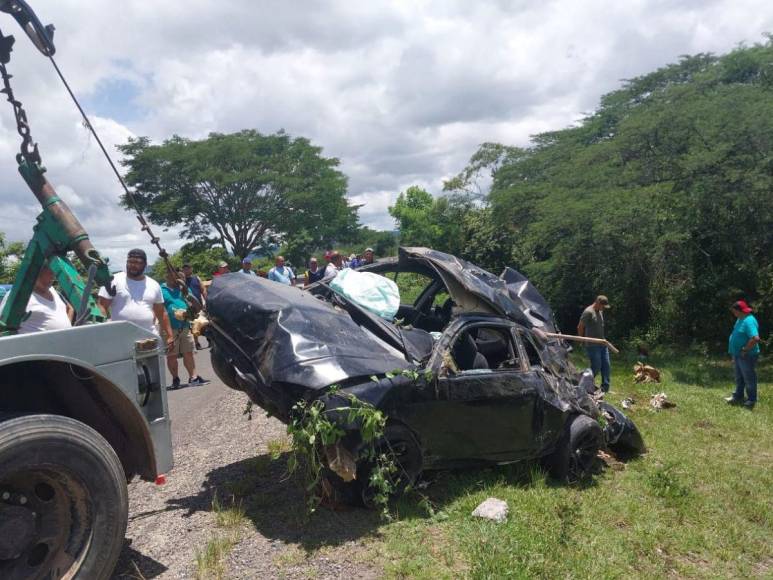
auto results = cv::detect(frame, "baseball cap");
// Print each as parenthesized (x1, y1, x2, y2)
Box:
(218, 261, 228, 268)
(242, 257, 252, 264)
(731, 300, 752, 313)
(365, 247, 374, 253)
(127, 248, 147, 262)
(596, 295, 611, 308)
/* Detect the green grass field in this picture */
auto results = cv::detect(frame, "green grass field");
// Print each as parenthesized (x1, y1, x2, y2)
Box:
(375, 353, 772, 578)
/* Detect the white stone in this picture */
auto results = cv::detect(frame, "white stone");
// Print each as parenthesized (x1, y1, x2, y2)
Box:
(471, 497, 509, 523)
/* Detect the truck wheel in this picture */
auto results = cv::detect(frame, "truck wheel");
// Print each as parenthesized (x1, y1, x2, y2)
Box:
(544, 414, 603, 483)
(0, 414, 128, 580)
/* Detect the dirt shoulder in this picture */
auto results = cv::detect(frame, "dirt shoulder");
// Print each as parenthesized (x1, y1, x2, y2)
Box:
(112, 351, 382, 579)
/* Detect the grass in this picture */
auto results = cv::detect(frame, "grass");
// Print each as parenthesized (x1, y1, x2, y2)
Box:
(194, 493, 248, 579)
(370, 352, 773, 578)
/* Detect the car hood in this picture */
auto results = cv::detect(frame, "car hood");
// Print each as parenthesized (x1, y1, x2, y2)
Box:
(206, 274, 429, 403)
(397, 247, 557, 332)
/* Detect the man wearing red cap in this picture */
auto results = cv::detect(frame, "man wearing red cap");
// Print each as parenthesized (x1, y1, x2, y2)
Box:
(726, 300, 761, 409)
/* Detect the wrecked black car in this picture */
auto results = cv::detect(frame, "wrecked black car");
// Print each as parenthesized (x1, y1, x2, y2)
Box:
(206, 247, 644, 502)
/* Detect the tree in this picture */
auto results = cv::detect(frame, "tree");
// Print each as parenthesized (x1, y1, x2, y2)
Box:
(0, 232, 25, 284)
(149, 241, 238, 282)
(118, 130, 359, 259)
(453, 39, 773, 345)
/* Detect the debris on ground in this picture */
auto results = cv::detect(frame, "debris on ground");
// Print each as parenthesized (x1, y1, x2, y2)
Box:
(472, 498, 509, 523)
(650, 392, 676, 410)
(634, 362, 661, 383)
(621, 397, 635, 409)
(598, 450, 625, 471)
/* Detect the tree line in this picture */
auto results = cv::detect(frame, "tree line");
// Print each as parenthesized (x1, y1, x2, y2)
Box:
(391, 38, 773, 348)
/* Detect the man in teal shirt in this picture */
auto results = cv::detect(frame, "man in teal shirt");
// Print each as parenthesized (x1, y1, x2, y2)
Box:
(161, 270, 210, 389)
(726, 300, 761, 408)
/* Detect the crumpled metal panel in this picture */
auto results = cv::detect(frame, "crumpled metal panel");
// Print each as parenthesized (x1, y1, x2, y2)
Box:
(206, 274, 415, 396)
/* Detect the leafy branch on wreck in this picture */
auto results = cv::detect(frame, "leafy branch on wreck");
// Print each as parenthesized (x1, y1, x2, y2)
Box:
(286, 370, 424, 518)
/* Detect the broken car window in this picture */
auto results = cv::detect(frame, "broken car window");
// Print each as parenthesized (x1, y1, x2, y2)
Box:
(518, 331, 543, 368)
(450, 325, 520, 372)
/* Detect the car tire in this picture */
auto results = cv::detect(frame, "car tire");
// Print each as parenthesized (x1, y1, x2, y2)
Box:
(0, 414, 128, 580)
(544, 414, 603, 482)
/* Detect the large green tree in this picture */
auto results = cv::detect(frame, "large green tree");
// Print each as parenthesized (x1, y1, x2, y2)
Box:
(118, 130, 359, 259)
(449, 39, 773, 345)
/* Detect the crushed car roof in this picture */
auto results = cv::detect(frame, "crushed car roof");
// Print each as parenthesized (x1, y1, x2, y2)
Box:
(366, 247, 557, 332)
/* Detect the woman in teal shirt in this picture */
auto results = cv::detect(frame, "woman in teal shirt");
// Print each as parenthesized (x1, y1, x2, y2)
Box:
(726, 300, 761, 408)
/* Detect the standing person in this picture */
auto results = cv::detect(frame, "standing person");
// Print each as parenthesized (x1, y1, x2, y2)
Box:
(304, 257, 325, 286)
(348, 253, 362, 269)
(324, 251, 343, 279)
(98, 249, 174, 352)
(0, 263, 73, 333)
(362, 247, 375, 266)
(239, 257, 258, 276)
(182, 263, 207, 349)
(267, 255, 295, 286)
(213, 261, 230, 277)
(726, 300, 761, 409)
(577, 295, 612, 392)
(161, 270, 210, 390)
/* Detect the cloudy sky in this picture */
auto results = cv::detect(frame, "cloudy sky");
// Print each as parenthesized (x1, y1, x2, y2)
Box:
(1, 0, 771, 266)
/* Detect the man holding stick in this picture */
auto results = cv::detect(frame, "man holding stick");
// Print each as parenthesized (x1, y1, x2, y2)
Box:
(577, 295, 612, 392)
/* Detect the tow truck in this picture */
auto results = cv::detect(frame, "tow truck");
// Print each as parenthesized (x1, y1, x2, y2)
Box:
(0, 2, 173, 578)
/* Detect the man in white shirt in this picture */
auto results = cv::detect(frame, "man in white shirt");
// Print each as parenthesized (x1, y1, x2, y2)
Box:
(324, 251, 343, 279)
(98, 249, 174, 350)
(0, 263, 73, 334)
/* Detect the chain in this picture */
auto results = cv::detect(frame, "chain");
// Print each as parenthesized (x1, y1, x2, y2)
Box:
(0, 58, 40, 166)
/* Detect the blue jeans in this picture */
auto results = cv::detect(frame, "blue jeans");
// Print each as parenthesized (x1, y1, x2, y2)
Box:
(587, 345, 611, 392)
(733, 354, 759, 403)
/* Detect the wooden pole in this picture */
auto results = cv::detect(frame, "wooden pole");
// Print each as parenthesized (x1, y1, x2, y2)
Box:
(539, 331, 620, 354)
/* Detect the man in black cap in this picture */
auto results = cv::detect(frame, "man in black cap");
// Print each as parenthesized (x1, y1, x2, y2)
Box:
(98, 249, 174, 352)
(577, 295, 612, 392)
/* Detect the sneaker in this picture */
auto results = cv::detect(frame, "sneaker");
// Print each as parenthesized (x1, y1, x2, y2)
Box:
(167, 377, 181, 390)
(189, 376, 211, 386)
(743, 401, 756, 409)
(725, 395, 743, 405)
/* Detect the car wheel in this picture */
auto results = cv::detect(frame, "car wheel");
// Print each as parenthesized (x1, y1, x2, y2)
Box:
(360, 423, 423, 508)
(545, 414, 603, 483)
(0, 414, 128, 580)
(322, 423, 423, 508)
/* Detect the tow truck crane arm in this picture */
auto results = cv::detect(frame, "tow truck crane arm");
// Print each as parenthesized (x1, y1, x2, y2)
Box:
(0, 0, 112, 333)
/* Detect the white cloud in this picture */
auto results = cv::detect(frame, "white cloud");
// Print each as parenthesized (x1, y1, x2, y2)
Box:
(0, 0, 770, 260)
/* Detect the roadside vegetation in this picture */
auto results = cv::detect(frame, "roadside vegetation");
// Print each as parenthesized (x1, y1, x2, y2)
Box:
(191, 352, 770, 578)
(374, 352, 772, 578)
(194, 494, 247, 579)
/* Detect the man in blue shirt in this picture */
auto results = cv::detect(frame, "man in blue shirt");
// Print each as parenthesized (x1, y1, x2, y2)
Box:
(182, 263, 207, 349)
(240, 257, 258, 276)
(726, 300, 761, 408)
(268, 255, 295, 286)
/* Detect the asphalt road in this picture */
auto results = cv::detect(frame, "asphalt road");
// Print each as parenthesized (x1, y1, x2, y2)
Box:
(111, 346, 379, 579)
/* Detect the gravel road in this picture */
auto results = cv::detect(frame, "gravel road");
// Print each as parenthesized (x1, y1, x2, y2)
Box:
(111, 349, 381, 579)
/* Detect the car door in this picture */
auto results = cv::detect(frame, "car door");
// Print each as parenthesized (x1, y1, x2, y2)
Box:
(403, 321, 539, 467)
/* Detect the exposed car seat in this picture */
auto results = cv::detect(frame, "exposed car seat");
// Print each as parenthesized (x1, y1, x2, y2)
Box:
(452, 332, 490, 371)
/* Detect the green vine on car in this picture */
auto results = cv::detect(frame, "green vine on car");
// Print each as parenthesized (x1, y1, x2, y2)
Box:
(285, 370, 424, 518)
